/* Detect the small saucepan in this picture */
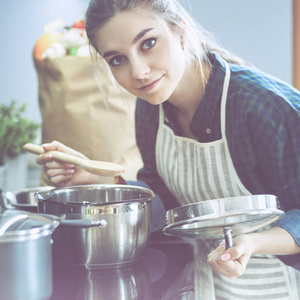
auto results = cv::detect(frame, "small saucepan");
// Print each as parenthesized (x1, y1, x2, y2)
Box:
(2, 186, 54, 213)
(0, 188, 60, 300)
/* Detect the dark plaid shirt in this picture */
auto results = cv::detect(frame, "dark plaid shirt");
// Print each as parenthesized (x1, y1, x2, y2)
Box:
(132, 53, 300, 249)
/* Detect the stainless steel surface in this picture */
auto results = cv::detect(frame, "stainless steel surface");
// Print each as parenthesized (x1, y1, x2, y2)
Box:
(2, 186, 54, 212)
(0, 200, 59, 300)
(163, 195, 285, 240)
(36, 184, 154, 270)
(1, 234, 53, 300)
(223, 227, 233, 249)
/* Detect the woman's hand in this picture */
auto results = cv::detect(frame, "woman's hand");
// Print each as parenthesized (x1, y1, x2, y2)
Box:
(207, 235, 254, 279)
(36, 141, 114, 187)
(207, 226, 300, 279)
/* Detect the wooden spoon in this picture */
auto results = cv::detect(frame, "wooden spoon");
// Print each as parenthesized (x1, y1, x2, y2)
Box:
(23, 143, 126, 177)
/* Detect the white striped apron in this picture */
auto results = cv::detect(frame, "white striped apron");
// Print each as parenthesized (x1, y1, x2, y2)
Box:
(156, 61, 300, 299)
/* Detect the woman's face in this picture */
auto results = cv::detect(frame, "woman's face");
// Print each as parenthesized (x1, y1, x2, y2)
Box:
(95, 9, 186, 105)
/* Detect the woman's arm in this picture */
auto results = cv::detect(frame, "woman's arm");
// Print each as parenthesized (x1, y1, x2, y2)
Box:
(210, 74, 300, 278)
(210, 104, 300, 278)
(207, 226, 300, 279)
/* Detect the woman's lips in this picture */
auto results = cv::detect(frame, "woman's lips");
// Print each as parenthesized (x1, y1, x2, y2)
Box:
(139, 76, 163, 92)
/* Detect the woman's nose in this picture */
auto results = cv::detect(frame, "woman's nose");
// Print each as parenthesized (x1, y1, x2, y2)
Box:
(130, 57, 150, 79)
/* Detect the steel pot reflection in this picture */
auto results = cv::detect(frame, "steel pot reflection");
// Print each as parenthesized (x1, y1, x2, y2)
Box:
(51, 263, 152, 300)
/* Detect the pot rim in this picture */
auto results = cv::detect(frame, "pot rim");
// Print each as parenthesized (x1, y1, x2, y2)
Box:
(35, 184, 155, 207)
(0, 212, 60, 242)
(0, 226, 56, 243)
(2, 186, 54, 210)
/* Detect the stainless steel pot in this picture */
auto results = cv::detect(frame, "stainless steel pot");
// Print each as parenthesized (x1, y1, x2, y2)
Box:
(2, 186, 54, 213)
(0, 198, 60, 300)
(35, 184, 154, 270)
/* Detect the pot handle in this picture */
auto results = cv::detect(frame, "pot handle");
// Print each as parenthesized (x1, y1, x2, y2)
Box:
(39, 215, 108, 228)
(60, 218, 108, 228)
(223, 227, 234, 249)
(0, 189, 14, 210)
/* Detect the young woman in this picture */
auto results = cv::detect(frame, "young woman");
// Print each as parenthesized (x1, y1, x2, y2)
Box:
(36, 0, 300, 298)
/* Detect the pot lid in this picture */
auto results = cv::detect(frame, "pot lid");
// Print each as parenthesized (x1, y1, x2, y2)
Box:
(0, 209, 59, 242)
(163, 195, 285, 240)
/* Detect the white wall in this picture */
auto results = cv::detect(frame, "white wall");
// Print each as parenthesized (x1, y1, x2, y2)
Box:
(0, 0, 292, 191)
(189, 0, 292, 83)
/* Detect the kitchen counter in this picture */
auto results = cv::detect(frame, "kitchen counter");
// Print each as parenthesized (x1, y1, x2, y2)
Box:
(49, 233, 194, 300)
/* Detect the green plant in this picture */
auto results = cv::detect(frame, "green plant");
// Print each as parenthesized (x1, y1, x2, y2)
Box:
(0, 100, 40, 166)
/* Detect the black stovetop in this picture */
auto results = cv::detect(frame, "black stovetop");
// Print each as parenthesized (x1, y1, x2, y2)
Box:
(50, 234, 193, 300)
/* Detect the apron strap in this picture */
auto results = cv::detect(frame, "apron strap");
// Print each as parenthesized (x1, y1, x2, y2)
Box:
(220, 61, 231, 139)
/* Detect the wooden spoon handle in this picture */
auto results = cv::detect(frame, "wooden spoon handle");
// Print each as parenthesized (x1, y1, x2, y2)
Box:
(23, 143, 82, 166)
(23, 143, 126, 177)
(23, 143, 44, 155)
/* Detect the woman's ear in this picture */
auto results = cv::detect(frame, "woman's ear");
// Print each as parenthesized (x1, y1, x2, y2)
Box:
(177, 22, 186, 35)
(180, 35, 185, 50)
(176, 19, 186, 50)
(177, 19, 186, 35)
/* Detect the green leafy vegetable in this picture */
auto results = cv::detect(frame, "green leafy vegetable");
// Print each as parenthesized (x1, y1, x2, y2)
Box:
(0, 100, 40, 165)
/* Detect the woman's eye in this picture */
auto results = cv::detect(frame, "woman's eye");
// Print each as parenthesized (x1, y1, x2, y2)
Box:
(141, 38, 157, 50)
(110, 56, 126, 66)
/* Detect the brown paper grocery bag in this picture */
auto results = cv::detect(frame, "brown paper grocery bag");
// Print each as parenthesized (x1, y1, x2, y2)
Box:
(34, 56, 143, 185)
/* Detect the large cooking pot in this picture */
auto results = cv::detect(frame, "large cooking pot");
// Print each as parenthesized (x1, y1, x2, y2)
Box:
(0, 191, 60, 300)
(2, 186, 54, 212)
(35, 184, 154, 270)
